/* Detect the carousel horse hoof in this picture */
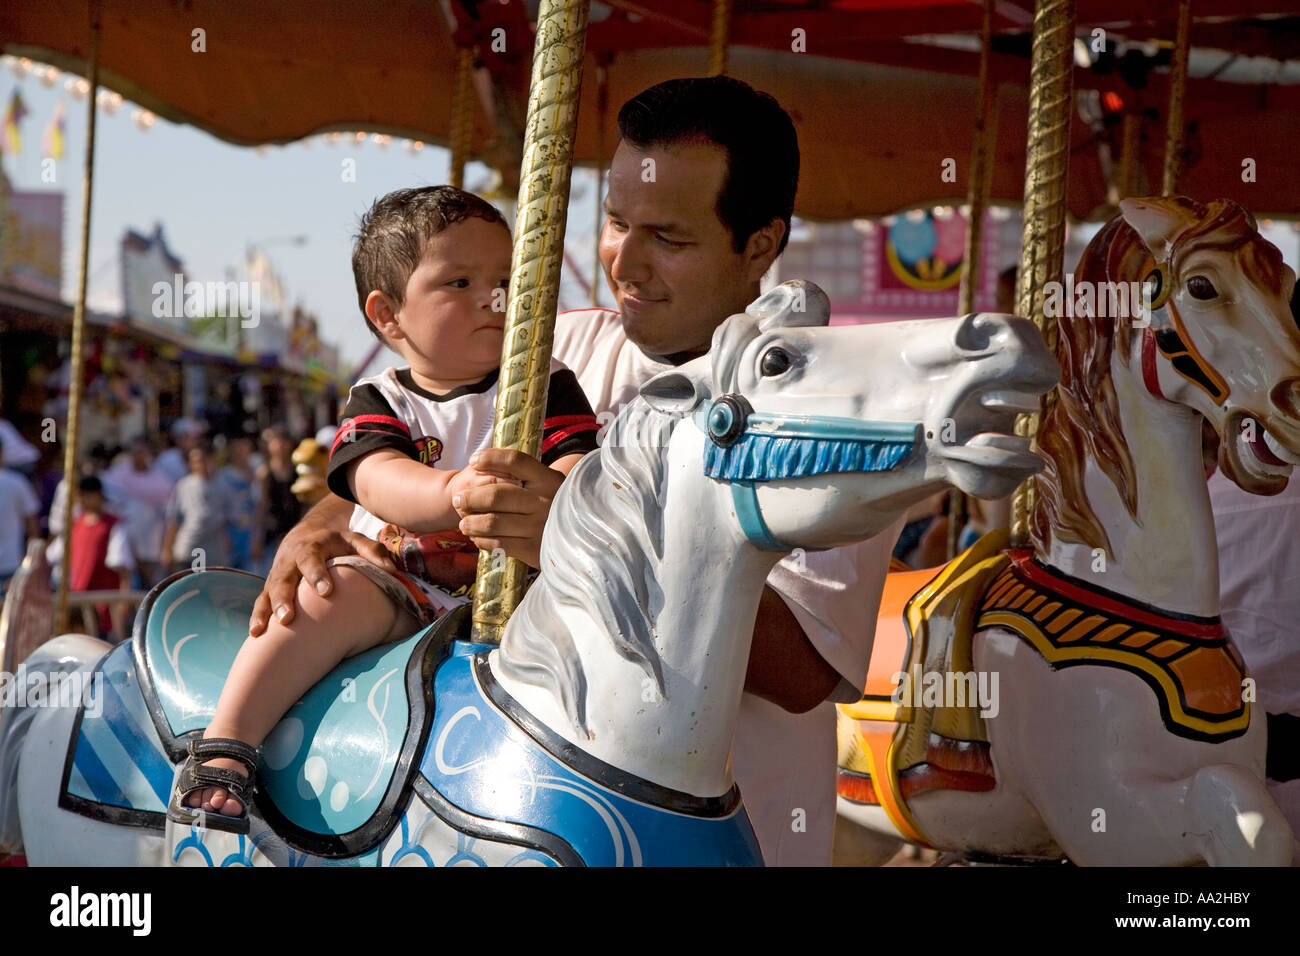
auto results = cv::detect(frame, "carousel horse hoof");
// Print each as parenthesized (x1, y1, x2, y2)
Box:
(167, 736, 258, 835)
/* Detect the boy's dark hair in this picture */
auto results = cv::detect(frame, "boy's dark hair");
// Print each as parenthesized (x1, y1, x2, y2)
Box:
(78, 475, 103, 494)
(352, 186, 509, 343)
(617, 77, 800, 256)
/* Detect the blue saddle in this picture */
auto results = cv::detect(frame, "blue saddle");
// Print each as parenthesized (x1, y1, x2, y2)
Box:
(61, 568, 451, 857)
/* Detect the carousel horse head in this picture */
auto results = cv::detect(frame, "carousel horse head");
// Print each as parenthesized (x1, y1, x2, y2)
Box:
(633, 280, 1062, 550)
(1033, 196, 1300, 553)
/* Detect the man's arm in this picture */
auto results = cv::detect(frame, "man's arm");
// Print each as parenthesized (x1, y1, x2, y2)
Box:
(745, 586, 842, 713)
(247, 492, 397, 636)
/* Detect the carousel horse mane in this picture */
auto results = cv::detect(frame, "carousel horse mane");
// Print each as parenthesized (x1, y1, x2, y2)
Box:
(497, 396, 679, 736)
(1030, 197, 1288, 556)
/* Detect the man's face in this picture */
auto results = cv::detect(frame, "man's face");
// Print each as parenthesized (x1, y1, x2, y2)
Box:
(600, 141, 771, 356)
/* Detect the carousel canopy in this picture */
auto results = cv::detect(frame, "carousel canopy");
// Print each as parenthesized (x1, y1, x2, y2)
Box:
(3, 1, 1300, 218)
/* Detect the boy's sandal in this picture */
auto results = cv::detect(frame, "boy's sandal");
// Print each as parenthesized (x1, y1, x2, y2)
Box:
(167, 736, 259, 835)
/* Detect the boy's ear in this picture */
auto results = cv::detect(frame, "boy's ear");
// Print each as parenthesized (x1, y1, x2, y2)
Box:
(365, 290, 401, 339)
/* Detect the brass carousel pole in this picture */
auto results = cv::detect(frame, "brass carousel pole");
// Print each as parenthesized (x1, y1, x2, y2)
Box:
(470, 0, 590, 643)
(709, 0, 730, 77)
(949, 0, 998, 559)
(591, 59, 608, 306)
(448, 44, 476, 190)
(55, 1, 102, 635)
(1010, 0, 1075, 549)
(1162, 0, 1191, 195)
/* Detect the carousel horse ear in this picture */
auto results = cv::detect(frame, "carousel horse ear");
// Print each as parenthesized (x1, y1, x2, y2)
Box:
(641, 369, 709, 414)
(1119, 196, 1202, 263)
(746, 279, 830, 330)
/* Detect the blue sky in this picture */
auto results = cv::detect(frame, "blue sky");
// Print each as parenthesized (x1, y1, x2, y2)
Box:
(0, 59, 612, 372)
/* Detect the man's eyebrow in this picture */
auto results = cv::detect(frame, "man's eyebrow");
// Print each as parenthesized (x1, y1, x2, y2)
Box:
(603, 204, 690, 234)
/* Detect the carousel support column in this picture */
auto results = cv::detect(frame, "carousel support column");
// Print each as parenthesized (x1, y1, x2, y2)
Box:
(448, 44, 476, 190)
(709, 0, 730, 77)
(471, 0, 590, 644)
(950, 0, 998, 560)
(55, 1, 102, 636)
(591, 58, 609, 306)
(1162, 0, 1191, 195)
(1010, 0, 1074, 549)
(1113, 110, 1141, 202)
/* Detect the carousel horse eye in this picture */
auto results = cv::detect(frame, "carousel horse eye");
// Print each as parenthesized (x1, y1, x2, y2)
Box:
(1187, 275, 1217, 300)
(760, 347, 792, 377)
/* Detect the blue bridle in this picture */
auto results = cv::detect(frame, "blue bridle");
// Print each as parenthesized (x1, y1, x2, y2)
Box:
(694, 395, 922, 551)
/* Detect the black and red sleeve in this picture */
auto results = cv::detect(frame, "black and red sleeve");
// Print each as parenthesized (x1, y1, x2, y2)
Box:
(540, 368, 600, 466)
(327, 384, 415, 502)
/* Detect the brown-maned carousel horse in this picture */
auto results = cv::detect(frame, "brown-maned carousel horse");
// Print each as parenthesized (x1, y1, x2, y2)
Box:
(836, 196, 1300, 866)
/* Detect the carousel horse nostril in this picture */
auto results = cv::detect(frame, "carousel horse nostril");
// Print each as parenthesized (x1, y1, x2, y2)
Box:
(1271, 378, 1300, 420)
(954, 312, 1005, 353)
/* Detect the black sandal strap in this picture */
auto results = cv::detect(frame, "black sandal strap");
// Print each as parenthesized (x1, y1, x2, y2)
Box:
(188, 736, 259, 776)
(189, 766, 253, 800)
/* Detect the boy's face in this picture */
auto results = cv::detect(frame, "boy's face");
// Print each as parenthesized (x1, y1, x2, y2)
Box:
(187, 448, 211, 476)
(599, 140, 781, 357)
(79, 490, 103, 512)
(370, 217, 512, 379)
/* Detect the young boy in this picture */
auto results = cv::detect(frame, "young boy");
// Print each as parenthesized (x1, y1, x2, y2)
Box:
(170, 186, 599, 829)
(45, 475, 135, 638)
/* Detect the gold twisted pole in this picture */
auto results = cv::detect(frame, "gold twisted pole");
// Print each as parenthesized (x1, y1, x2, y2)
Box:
(1162, 0, 1191, 195)
(55, 0, 102, 635)
(709, 0, 730, 77)
(448, 45, 475, 190)
(950, 0, 997, 559)
(1010, 0, 1075, 549)
(591, 60, 608, 306)
(471, 0, 590, 643)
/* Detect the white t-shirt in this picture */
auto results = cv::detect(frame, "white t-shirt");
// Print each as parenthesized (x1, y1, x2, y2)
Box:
(553, 308, 903, 865)
(1209, 469, 1300, 716)
(327, 363, 599, 611)
(0, 467, 40, 575)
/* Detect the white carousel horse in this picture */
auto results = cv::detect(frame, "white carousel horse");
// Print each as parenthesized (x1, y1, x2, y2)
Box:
(835, 197, 1300, 867)
(0, 281, 1058, 866)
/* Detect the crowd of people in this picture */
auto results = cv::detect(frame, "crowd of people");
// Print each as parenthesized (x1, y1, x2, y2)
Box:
(0, 416, 323, 639)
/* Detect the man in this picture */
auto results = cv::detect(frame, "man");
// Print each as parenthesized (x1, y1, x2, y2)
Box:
(162, 443, 234, 572)
(251, 77, 902, 865)
(101, 437, 173, 587)
(156, 418, 204, 484)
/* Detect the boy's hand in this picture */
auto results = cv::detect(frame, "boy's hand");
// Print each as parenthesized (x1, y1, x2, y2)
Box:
(453, 449, 564, 569)
(445, 464, 506, 508)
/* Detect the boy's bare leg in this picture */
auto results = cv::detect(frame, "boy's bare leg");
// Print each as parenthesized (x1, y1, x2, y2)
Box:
(187, 564, 420, 816)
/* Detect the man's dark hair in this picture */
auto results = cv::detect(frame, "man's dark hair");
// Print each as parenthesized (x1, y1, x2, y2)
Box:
(617, 77, 800, 256)
(78, 475, 102, 494)
(352, 185, 510, 343)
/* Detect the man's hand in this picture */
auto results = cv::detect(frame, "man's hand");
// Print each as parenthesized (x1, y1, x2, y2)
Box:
(248, 494, 397, 636)
(453, 449, 565, 569)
